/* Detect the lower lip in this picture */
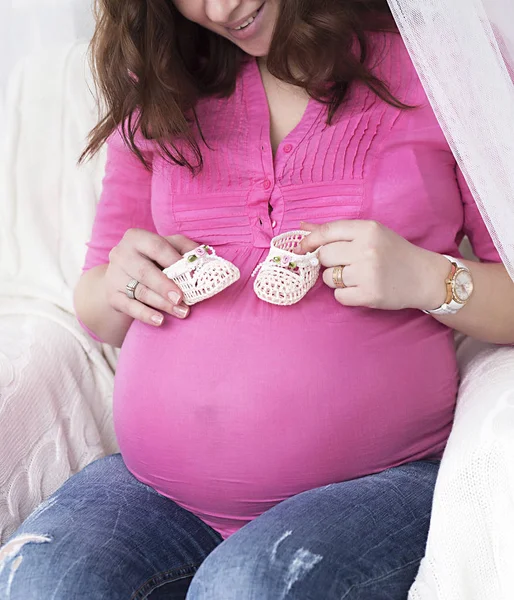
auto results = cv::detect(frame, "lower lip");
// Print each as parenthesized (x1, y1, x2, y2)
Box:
(227, 3, 266, 41)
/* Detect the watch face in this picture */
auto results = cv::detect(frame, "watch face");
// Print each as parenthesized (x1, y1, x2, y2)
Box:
(453, 269, 474, 303)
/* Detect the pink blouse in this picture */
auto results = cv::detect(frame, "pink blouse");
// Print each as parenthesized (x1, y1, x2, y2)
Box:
(83, 33, 500, 538)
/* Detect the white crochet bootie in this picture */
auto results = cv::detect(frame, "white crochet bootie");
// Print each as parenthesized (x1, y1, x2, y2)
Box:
(163, 245, 240, 306)
(252, 230, 321, 306)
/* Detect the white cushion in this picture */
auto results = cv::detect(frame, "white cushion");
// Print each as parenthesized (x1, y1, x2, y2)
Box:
(0, 43, 106, 312)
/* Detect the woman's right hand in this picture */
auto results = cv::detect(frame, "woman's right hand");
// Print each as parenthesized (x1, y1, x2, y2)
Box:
(105, 228, 199, 327)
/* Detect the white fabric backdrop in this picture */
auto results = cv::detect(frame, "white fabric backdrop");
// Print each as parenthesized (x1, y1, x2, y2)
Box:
(0, 0, 94, 134)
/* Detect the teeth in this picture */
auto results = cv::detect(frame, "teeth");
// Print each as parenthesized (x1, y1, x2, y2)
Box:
(234, 11, 258, 30)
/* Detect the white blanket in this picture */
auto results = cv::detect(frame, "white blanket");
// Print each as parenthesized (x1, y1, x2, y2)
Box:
(0, 298, 117, 543)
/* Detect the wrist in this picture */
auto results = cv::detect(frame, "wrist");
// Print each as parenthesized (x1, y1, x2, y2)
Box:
(418, 252, 452, 312)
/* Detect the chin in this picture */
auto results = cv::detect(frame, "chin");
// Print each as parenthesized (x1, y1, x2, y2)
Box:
(235, 34, 273, 58)
(239, 43, 270, 57)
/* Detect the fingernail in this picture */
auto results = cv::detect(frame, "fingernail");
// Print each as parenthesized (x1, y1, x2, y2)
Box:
(151, 314, 164, 326)
(173, 305, 189, 318)
(300, 222, 315, 232)
(168, 291, 181, 304)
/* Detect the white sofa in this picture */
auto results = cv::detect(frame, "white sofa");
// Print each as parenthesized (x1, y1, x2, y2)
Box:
(0, 44, 118, 543)
(1, 43, 513, 600)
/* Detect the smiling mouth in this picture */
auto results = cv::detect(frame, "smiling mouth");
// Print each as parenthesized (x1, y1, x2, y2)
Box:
(230, 4, 264, 31)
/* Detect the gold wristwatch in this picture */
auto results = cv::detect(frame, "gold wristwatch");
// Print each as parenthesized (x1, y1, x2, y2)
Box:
(424, 255, 474, 315)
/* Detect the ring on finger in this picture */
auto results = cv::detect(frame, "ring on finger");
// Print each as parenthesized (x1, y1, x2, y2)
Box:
(332, 265, 347, 289)
(126, 278, 140, 300)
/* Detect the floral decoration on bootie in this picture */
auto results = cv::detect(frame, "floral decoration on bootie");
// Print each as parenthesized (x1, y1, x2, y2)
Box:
(163, 245, 240, 306)
(252, 230, 320, 306)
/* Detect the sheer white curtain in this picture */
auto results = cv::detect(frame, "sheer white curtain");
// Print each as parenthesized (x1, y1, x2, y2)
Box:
(388, 0, 514, 280)
(0, 0, 95, 128)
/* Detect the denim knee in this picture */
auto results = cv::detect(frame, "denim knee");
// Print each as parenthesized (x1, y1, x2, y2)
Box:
(0, 532, 115, 600)
(0, 455, 143, 600)
(187, 530, 325, 600)
(187, 546, 269, 600)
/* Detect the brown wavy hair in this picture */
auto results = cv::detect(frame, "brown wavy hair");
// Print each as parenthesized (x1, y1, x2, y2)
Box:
(81, 0, 404, 172)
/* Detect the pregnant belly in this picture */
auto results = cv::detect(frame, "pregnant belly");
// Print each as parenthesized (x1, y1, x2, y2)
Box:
(113, 294, 457, 537)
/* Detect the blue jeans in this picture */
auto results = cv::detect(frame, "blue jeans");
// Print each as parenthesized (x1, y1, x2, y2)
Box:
(0, 454, 439, 599)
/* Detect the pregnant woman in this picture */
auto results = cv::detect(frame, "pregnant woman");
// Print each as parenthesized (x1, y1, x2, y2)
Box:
(2, 0, 514, 598)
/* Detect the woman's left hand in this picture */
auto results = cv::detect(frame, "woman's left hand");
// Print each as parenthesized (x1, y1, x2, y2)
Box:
(297, 220, 450, 311)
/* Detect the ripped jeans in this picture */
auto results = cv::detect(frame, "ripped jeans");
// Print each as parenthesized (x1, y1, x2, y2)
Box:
(0, 454, 439, 600)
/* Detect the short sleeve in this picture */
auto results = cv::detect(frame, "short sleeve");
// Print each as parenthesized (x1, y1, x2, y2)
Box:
(83, 128, 157, 272)
(458, 169, 502, 263)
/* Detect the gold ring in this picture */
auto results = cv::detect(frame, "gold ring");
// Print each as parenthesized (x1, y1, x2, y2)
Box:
(332, 265, 346, 288)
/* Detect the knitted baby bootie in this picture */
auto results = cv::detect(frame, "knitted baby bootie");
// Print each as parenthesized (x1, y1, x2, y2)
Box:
(252, 231, 320, 306)
(163, 245, 240, 306)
